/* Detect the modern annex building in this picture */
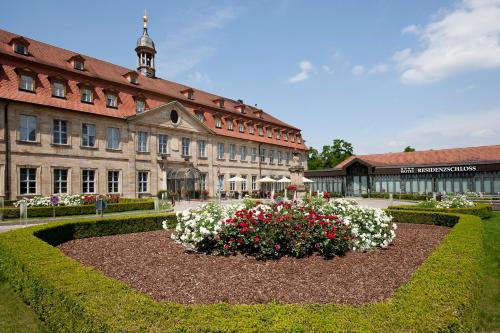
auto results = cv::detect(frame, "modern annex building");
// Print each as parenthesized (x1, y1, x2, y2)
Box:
(305, 145, 500, 196)
(0, 17, 307, 200)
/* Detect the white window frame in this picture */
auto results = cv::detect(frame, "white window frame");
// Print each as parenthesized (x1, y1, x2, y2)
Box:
(82, 123, 96, 147)
(227, 120, 233, 131)
(181, 137, 191, 156)
(107, 170, 120, 194)
(251, 147, 257, 162)
(53, 169, 68, 194)
(138, 171, 149, 193)
(82, 169, 96, 194)
(106, 93, 118, 108)
(53, 119, 68, 145)
(80, 87, 93, 103)
(252, 175, 257, 191)
(135, 99, 145, 113)
(240, 146, 247, 161)
(238, 122, 244, 133)
(217, 143, 225, 159)
(106, 127, 120, 150)
(229, 144, 236, 160)
(197, 140, 206, 157)
(52, 81, 66, 98)
(215, 117, 222, 128)
(19, 74, 34, 92)
(19, 167, 37, 195)
(19, 115, 37, 142)
(158, 134, 169, 155)
(136, 131, 149, 152)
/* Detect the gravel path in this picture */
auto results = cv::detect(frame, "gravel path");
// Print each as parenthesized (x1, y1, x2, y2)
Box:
(58, 223, 449, 305)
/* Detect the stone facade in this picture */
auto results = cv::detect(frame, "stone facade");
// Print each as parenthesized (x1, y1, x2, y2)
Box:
(0, 99, 302, 199)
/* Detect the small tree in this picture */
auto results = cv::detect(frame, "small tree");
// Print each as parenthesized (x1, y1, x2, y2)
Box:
(404, 146, 415, 152)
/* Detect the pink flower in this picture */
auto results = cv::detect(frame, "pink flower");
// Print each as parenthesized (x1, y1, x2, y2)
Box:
(275, 244, 281, 251)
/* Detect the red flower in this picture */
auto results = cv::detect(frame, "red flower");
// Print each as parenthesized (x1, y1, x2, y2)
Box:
(253, 235, 261, 243)
(275, 244, 281, 251)
(224, 244, 230, 250)
(229, 237, 235, 243)
(327, 231, 335, 239)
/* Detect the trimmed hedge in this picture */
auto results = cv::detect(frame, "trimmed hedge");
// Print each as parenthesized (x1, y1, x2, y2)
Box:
(362, 192, 431, 201)
(388, 203, 493, 219)
(0, 211, 484, 332)
(0, 200, 154, 219)
(386, 209, 461, 227)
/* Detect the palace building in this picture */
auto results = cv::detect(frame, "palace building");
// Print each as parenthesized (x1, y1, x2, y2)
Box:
(305, 145, 500, 196)
(0, 16, 307, 200)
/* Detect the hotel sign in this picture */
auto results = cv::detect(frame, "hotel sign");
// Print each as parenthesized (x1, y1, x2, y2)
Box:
(400, 165, 477, 174)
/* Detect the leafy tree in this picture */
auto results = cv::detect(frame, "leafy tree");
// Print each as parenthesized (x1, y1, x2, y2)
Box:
(404, 146, 415, 152)
(307, 147, 323, 170)
(307, 139, 354, 170)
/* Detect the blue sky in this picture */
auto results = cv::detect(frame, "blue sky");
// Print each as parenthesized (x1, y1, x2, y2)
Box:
(2, 0, 500, 154)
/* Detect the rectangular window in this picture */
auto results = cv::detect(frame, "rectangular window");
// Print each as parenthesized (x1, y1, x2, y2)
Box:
(80, 87, 93, 103)
(252, 175, 257, 190)
(181, 137, 191, 156)
(278, 151, 283, 164)
(52, 82, 65, 98)
(53, 169, 68, 194)
(200, 173, 207, 190)
(196, 113, 204, 122)
(136, 131, 148, 152)
(74, 60, 84, 70)
(227, 120, 233, 131)
(251, 147, 257, 162)
(260, 148, 266, 163)
(258, 126, 264, 136)
(215, 117, 222, 128)
(269, 150, 275, 164)
(197, 140, 206, 157)
(240, 146, 247, 161)
(19, 74, 34, 92)
(276, 131, 281, 140)
(20, 168, 36, 195)
(229, 144, 236, 160)
(291, 134, 295, 143)
(158, 134, 169, 154)
(285, 152, 290, 164)
(15, 43, 27, 55)
(283, 133, 288, 141)
(217, 143, 225, 159)
(217, 174, 224, 191)
(135, 99, 145, 113)
(82, 170, 95, 194)
(267, 129, 272, 138)
(238, 122, 244, 133)
(248, 125, 254, 134)
(229, 174, 236, 191)
(19, 115, 37, 142)
(106, 127, 120, 150)
(82, 123, 96, 147)
(53, 119, 68, 145)
(108, 170, 120, 193)
(241, 174, 247, 191)
(106, 94, 118, 108)
(138, 171, 148, 193)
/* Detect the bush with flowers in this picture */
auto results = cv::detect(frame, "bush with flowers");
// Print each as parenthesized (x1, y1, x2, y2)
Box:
(13, 194, 122, 208)
(416, 194, 474, 209)
(166, 197, 397, 259)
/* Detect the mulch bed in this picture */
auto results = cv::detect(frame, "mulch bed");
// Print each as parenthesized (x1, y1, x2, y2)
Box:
(58, 223, 449, 305)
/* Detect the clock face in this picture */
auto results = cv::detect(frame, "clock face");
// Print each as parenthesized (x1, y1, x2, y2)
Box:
(170, 110, 179, 124)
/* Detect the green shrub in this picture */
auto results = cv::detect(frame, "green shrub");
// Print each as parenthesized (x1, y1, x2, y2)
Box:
(386, 209, 460, 227)
(362, 193, 431, 201)
(0, 200, 154, 219)
(388, 203, 493, 219)
(0, 212, 484, 332)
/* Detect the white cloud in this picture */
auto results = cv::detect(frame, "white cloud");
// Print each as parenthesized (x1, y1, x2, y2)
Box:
(401, 24, 421, 35)
(287, 60, 313, 83)
(351, 65, 365, 76)
(396, 0, 500, 84)
(187, 71, 212, 85)
(387, 109, 500, 149)
(392, 48, 412, 62)
(368, 63, 389, 74)
(156, 6, 239, 78)
(322, 65, 335, 74)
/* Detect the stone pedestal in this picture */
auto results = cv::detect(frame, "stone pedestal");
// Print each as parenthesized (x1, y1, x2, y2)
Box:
(289, 150, 306, 197)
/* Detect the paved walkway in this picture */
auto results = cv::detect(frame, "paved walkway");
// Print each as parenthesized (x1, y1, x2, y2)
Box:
(0, 198, 414, 233)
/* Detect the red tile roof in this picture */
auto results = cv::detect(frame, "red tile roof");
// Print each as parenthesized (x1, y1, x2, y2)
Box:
(335, 145, 500, 169)
(0, 28, 307, 150)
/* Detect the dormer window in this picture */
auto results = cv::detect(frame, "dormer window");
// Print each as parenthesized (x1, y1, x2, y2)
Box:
(238, 122, 244, 133)
(9, 36, 30, 55)
(267, 128, 272, 138)
(227, 119, 233, 131)
(213, 98, 225, 108)
(181, 88, 194, 100)
(258, 126, 264, 136)
(196, 112, 204, 122)
(215, 116, 222, 128)
(74, 60, 84, 70)
(15, 43, 28, 55)
(68, 55, 85, 71)
(18, 73, 35, 92)
(248, 124, 255, 134)
(80, 86, 93, 103)
(52, 81, 66, 98)
(297, 135, 302, 143)
(236, 104, 246, 114)
(276, 130, 281, 140)
(123, 71, 139, 84)
(135, 98, 145, 113)
(283, 133, 288, 141)
(291, 134, 295, 143)
(106, 93, 118, 108)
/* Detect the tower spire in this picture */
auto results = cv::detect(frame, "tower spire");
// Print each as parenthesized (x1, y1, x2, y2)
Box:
(135, 11, 156, 78)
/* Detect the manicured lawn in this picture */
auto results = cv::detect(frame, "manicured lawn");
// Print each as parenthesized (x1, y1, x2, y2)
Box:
(479, 212, 500, 332)
(0, 280, 47, 332)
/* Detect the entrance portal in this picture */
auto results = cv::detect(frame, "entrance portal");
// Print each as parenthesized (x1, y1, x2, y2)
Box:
(346, 162, 369, 196)
(166, 167, 201, 200)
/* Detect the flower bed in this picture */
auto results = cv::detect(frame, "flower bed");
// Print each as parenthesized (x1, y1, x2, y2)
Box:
(416, 194, 474, 209)
(169, 198, 396, 258)
(0, 211, 483, 332)
(12, 194, 121, 208)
